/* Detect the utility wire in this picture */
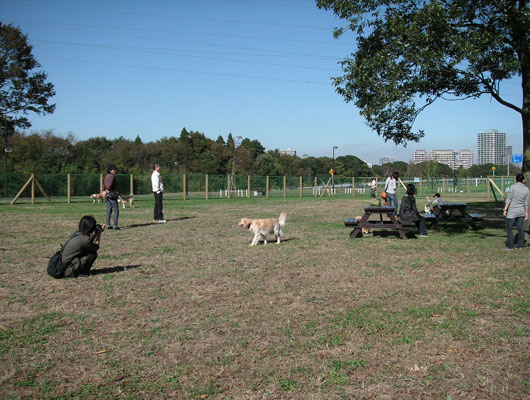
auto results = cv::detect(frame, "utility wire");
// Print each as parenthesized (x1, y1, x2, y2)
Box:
(10, 18, 350, 47)
(0, 1, 331, 30)
(39, 56, 333, 85)
(33, 39, 342, 72)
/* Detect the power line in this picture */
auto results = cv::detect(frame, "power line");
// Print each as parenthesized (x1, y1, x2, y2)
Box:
(18, 21, 344, 60)
(10, 18, 349, 47)
(39, 56, 333, 85)
(33, 39, 342, 72)
(0, 1, 331, 30)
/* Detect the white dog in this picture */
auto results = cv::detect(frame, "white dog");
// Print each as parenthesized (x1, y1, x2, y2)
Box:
(238, 212, 287, 246)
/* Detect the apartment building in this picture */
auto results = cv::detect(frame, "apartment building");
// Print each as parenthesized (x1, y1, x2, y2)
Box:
(477, 130, 506, 165)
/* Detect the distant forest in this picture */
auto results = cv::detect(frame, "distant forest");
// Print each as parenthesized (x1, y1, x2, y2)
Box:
(5, 128, 519, 177)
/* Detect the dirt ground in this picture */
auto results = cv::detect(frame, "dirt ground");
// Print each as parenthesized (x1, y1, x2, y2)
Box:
(0, 196, 528, 399)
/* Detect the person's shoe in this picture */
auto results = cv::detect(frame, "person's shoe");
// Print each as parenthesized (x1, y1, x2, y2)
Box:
(419, 234, 429, 237)
(113, 226, 121, 230)
(158, 219, 167, 224)
(153, 219, 159, 223)
(503, 246, 514, 250)
(107, 226, 114, 230)
(77, 274, 90, 278)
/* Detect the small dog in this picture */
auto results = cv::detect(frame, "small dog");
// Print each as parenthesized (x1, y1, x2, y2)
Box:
(90, 193, 104, 203)
(356, 215, 370, 235)
(118, 194, 135, 209)
(238, 212, 287, 246)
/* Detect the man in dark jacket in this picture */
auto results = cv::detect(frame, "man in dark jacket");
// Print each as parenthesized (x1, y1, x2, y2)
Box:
(399, 184, 429, 237)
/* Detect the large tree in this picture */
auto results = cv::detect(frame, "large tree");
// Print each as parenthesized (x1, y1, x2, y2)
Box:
(316, 0, 530, 173)
(0, 23, 55, 130)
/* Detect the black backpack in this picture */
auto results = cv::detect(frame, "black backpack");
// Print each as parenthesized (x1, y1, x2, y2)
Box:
(47, 232, 81, 279)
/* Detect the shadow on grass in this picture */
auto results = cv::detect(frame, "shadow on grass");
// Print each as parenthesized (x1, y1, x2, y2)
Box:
(122, 216, 196, 230)
(90, 264, 142, 275)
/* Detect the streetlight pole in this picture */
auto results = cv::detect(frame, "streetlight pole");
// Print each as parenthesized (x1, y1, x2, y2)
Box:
(332, 146, 338, 194)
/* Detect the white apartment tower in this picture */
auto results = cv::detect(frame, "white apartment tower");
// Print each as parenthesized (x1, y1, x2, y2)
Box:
(457, 150, 473, 169)
(478, 130, 506, 165)
(431, 150, 456, 169)
(412, 149, 429, 164)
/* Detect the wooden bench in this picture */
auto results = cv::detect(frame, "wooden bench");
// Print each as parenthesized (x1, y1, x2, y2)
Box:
(427, 202, 483, 230)
(346, 206, 415, 240)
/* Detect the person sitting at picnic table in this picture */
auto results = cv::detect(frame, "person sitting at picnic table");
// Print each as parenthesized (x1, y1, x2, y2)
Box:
(399, 183, 429, 237)
(425, 193, 444, 215)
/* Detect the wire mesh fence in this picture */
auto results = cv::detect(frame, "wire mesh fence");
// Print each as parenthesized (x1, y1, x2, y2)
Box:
(0, 172, 514, 203)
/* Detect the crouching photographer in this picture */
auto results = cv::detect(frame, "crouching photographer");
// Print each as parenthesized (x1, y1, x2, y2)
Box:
(60, 215, 105, 278)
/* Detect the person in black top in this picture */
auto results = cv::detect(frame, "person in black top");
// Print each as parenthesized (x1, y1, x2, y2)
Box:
(399, 183, 429, 237)
(103, 164, 120, 229)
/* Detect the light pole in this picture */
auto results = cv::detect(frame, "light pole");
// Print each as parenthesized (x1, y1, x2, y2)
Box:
(332, 146, 338, 194)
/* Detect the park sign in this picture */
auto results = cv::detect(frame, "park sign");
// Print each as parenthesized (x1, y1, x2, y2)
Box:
(512, 154, 523, 163)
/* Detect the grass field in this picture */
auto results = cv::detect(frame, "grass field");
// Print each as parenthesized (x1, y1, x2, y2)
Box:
(0, 195, 528, 399)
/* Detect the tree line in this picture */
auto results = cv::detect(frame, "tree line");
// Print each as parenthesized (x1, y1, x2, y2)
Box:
(5, 128, 519, 178)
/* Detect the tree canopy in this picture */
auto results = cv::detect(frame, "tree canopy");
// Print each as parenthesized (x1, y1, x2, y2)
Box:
(0, 23, 55, 130)
(316, 0, 530, 173)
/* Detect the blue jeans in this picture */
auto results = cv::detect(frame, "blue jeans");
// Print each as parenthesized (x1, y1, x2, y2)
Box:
(506, 216, 525, 248)
(106, 198, 120, 227)
(387, 192, 398, 215)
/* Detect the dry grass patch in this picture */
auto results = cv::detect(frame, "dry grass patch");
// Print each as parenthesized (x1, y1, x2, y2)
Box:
(0, 196, 528, 399)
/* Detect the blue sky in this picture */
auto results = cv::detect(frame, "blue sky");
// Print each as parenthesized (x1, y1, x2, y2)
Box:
(1, 0, 524, 164)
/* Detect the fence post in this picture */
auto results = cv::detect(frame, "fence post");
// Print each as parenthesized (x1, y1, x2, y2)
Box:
(205, 174, 209, 200)
(183, 174, 187, 200)
(67, 174, 71, 203)
(419, 176, 422, 196)
(314, 176, 317, 196)
(283, 176, 287, 198)
(300, 176, 303, 197)
(248, 175, 251, 198)
(266, 176, 269, 197)
(228, 175, 231, 199)
(100, 174, 103, 193)
(487, 176, 490, 200)
(501, 176, 505, 193)
(442, 176, 446, 194)
(467, 177, 470, 193)
(31, 173, 35, 204)
(352, 177, 355, 196)
(130, 174, 134, 195)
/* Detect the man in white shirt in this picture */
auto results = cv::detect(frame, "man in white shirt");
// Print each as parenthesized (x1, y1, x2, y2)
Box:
(385, 172, 399, 215)
(151, 163, 166, 223)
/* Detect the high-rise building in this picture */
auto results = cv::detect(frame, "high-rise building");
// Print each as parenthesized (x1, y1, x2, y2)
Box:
(477, 130, 506, 165)
(431, 150, 456, 169)
(505, 146, 513, 165)
(412, 149, 429, 164)
(457, 150, 473, 169)
(380, 156, 393, 165)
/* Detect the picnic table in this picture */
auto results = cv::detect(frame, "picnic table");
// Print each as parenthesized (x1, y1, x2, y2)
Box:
(345, 206, 415, 240)
(425, 201, 482, 230)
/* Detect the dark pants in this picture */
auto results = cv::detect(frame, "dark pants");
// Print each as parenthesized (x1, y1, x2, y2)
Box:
(153, 192, 164, 220)
(506, 216, 525, 248)
(387, 192, 398, 215)
(64, 252, 98, 277)
(416, 217, 427, 235)
(106, 198, 119, 227)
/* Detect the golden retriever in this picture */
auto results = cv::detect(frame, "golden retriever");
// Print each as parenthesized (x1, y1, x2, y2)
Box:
(90, 193, 104, 203)
(118, 194, 135, 209)
(238, 212, 287, 246)
(356, 215, 370, 235)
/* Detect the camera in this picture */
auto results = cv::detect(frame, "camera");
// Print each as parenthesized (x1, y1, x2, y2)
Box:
(95, 224, 103, 233)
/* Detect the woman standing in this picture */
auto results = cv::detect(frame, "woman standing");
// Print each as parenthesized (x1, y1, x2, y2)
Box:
(103, 164, 120, 230)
